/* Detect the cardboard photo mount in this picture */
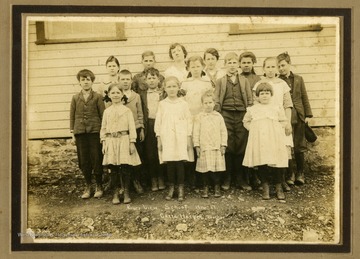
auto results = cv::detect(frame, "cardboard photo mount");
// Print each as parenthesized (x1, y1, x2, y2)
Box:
(7, 3, 354, 257)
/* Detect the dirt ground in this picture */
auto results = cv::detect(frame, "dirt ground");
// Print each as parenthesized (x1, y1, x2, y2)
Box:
(28, 171, 334, 242)
(25, 127, 336, 243)
(27, 167, 336, 243)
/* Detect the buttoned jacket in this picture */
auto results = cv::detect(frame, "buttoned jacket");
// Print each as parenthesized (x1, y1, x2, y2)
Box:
(70, 90, 105, 134)
(214, 74, 253, 112)
(280, 73, 313, 122)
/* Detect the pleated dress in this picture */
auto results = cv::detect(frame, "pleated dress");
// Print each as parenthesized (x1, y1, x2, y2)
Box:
(100, 104, 141, 166)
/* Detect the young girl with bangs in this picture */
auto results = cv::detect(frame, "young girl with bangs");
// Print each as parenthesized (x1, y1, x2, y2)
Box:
(193, 90, 227, 198)
(253, 57, 294, 196)
(180, 55, 213, 189)
(101, 83, 141, 205)
(243, 82, 288, 200)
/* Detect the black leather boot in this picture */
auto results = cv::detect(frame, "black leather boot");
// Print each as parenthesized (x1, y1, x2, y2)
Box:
(112, 188, 120, 204)
(295, 153, 305, 185)
(178, 184, 185, 201)
(262, 182, 270, 200)
(158, 176, 165, 190)
(201, 186, 209, 198)
(81, 184, 91, 199)
(221, 173, 231, 190)
(238, 170, 252, 191)
(281, 168, 291, 192)
(214, 185, 221, 197)
(165, 185, 174, 200)
(295, 170, 305, 185)
(123, 168, 131, 204)
(275, 183, 285, 200)
(287, 159, 296, 185)
(151, 178, 158, 191)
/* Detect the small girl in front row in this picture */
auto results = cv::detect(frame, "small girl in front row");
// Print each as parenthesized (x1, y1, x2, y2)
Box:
(193, 90, 227, 198)
(155, 76, 194, 201)
(101, 83, 142, 205)
(242, 82, 288, 200)
(181, 55, 213, 189)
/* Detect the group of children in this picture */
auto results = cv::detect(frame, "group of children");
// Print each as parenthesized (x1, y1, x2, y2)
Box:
(70, 43, 313, 205)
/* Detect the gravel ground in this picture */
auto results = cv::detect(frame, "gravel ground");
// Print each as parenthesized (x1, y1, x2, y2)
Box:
(26, 127, 337, 243)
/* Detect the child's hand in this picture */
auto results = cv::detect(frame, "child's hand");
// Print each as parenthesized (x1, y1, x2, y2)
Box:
(220, 146, 226, 156)
(139, 128, 145, 142)
(195, 147, 201, 158)
(70, 133, 76, 145)
(285, 123, 292, 136)
(129, 142, 135, 155)
(102, 141, 106, 154)
(157, 137, 162, 151)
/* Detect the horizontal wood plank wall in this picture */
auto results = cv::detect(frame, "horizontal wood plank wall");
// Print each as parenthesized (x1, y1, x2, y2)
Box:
(27, 21, 338, 139)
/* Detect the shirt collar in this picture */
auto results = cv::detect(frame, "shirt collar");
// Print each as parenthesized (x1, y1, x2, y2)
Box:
(227, 71, 238, 77)
(147, 88, 158, 93)
(81, 89, 92, 95)
(281, 71, 294, 79)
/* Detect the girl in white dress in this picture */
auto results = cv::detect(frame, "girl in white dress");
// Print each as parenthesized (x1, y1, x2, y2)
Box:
(155, 76, 194, 201)
(243, 82, 288, 200)
(101, 83, 141, 205)
(253, 57, 294, 193)
(193, 90, 227, 198)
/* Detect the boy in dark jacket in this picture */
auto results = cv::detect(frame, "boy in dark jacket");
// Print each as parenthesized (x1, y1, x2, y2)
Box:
(277, 52, 313, 185)
(214, 52, 253, 191)
(70, 69, 105, 199)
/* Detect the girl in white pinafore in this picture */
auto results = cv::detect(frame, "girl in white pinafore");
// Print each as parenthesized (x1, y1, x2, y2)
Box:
(193, 90, 227, 198)
(155, 76, 194, 201)
(253, 57, 294, 194)
(101, 83, 141, 205)
(243, 82, 288, 201)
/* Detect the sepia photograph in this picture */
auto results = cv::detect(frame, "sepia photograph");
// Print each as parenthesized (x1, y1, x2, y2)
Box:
(24, 14, 341, 244)
(8, 4, 353, 255)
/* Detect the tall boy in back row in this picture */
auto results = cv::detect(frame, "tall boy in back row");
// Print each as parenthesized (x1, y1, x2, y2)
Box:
(132, 51, 165, 93)
(214, 52, 253, 191)
(277, 52, 313, 185)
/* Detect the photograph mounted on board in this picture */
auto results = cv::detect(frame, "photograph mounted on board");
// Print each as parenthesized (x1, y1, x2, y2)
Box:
(22, 13, 341, 247)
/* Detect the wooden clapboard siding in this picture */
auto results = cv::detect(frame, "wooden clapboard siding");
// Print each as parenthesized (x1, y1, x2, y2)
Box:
(27, 129, 71, 139)
(27, 20, 338, 139)
(29, 85, 82, 95)
(29, 111, 69, 121)
(29, 42, 336, 62)
(29, 102, 70, 113)
(29, 93, 75, 104)
(306, 82, 335, 91)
